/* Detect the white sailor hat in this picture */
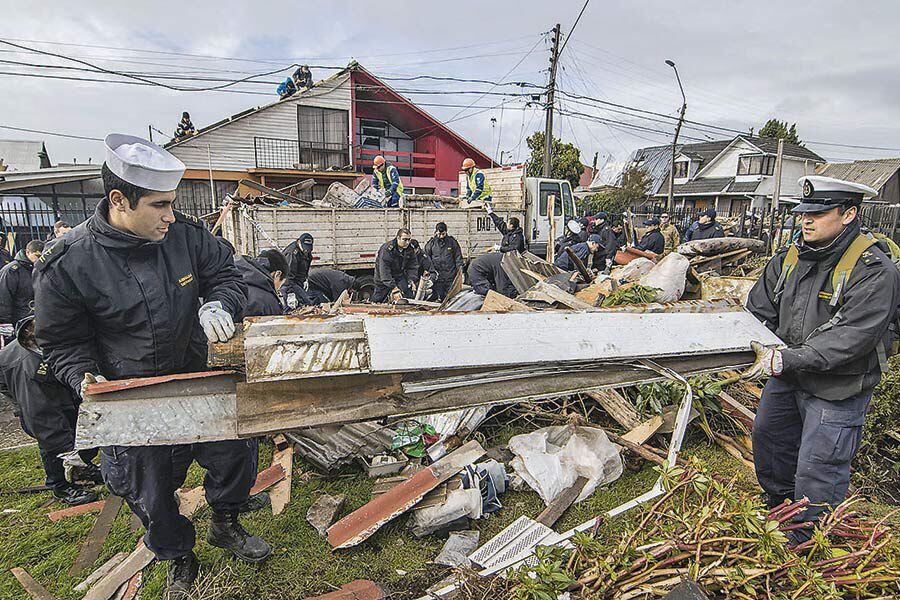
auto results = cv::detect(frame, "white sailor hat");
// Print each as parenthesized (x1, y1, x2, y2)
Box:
(104, 134, 185, 192)
(791, 175, 878, 213)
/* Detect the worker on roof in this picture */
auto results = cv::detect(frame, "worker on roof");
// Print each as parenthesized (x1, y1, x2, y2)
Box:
(462, 158, 492, 205)
(33, 134, 269, 599)
(371, 155, 404, 208)
(173, 112, 195, 141)
(277, 77, 297, 99)
(292, 65, 312, 90)
(744, 175, 900, 546)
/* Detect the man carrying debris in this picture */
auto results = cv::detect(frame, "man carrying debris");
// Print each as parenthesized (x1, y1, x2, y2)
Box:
(467, 252, 517, 299)
(588, 211, 618, 270)
(660, 213, 680, 254)
(371, 155, 404, 207)
(33, 134, 270, 599)
(744, 175, 900, 545)
(554, 234, 602, 272)
(0, 317, 100, 505)
(0, 239, 43, 342)
(684, 208, 725, 241)
(484, 205, 526, 254)
(425, 222, 464, 301)
(372, 228, 418, 303)
(462, 157, 492, 204)
(635, 217, 665, 254)
(292, 65, 313, 90)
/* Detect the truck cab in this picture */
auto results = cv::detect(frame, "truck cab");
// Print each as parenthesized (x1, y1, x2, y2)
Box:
(524, 177, 577, 257)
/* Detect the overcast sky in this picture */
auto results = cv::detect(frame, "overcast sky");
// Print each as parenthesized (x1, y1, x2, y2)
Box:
(2, 0, 899, 170)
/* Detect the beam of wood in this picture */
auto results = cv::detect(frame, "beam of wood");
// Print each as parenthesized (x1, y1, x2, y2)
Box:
(250, 463, 286, 495)
(69, 495, 124, 576)
(586, 390, 641, 430)
(564, 246, 593, 283)
(536, 476, 589, 527)
(327, 441, 485, 549)
(621, 415, 664, 446)
(208, 330, 246, 368)
(47, 500, 105, 522)
(11, 568, 56, 600)
(84, 486, 206, 600)
(517, 281, 595, 310)
(480, 290, 534, 312)
(717, 391, 756, 431)
(75, 553, 128, 593)
(269, 445, 293, 515)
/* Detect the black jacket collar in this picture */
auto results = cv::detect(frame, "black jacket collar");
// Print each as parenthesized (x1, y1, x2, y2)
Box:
(89, 198, 162, 250)
(797, 220, 860, 267)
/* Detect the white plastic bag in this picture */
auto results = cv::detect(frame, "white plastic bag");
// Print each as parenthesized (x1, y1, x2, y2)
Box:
(508, 425, 623, 505)
(639, 252, 689, 302)
(616, 257, 654, 282)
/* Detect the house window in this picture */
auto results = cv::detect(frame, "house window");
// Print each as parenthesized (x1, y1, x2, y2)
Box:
(737, 154, 775, 176)
(673, 161, 689, 179)
(297, 106, 350, 169)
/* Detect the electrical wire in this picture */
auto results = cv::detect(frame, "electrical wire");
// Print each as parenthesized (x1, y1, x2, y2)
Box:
(0, 124, 103, 141)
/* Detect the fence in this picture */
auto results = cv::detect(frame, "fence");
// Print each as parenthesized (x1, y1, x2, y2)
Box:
(633, 202, 900, 252)
(1, 178, 232, 253)
(254, 136, 350, 171)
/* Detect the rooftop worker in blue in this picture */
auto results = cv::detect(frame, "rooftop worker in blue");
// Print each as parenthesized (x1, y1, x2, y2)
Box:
(744, 175, 900, 546)
(371, 155, 404, 207)
(33, 134, 271, 600)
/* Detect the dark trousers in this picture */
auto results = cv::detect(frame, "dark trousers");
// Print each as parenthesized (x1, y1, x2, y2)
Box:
(18, 396, 96, 487)
(752, 377, 870, 529)
(371, 277, 412, 303)
(101, 439, 256, 560)
(432, 279, 454, 301)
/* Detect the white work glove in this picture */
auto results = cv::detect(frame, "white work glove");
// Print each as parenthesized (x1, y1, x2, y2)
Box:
(483, 202, 494, 215)
(60, 450, 91, 483)
(491, 244, 501, 252)
(80, 373, 107, 398)
(199, 301, 236, 342)
(605, 258, 613, 269)
(0, 323, 13, 337)
(286, 292, 298, 310)
(741, 341, 783, 381)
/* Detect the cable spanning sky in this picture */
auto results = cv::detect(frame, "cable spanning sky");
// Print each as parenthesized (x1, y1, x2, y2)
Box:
(2, 0, 899, 167)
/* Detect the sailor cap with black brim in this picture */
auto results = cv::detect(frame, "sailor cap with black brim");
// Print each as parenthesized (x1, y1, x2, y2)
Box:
(104, 133, 185, 192)
(789, 175, 878, 213)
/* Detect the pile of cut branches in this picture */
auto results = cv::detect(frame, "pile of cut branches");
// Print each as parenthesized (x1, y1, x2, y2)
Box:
(461, 462, 899, 599)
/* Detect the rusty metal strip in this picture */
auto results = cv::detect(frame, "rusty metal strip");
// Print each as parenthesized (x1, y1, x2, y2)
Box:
(85, 370, 234, 397)
(326, 441, 484, 549)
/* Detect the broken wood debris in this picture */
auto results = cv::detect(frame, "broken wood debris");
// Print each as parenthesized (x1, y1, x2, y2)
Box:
(69, 495, 124, 576)
(74, 552, 128, 593)
(47, 499, 106, 522)
(269, 444, 293, 515)
(11, 568, 56, 600)
(327, 440, 485, 549)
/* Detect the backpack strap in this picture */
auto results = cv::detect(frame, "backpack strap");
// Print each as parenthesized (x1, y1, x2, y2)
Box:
(774, 244, 800, 302)
(829, 234, 877, 307)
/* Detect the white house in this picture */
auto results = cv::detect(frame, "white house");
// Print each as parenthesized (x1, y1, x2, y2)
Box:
(649, 136, 825, 213)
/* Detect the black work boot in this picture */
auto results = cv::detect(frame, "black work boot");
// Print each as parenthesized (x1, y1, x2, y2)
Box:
(52, 483, 98, 506)
(166, 551, 199, 600)
(207, 511, 271, 563)
(238, 491, 271, 513)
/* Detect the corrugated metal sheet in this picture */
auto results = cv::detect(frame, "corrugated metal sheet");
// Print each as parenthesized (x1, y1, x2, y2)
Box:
(818, 159, 900, 192)
(287, 422, 395, 471)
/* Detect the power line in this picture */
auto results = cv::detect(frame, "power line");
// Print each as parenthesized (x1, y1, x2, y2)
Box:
(558, 0, 591, 56)
(0, 124, 103, 141)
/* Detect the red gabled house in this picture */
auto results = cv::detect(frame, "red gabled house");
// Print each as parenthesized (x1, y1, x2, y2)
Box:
(165, 61, 492, 213)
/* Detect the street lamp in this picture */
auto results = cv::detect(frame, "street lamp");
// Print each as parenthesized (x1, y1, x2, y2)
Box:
(665, 60, 687, 212)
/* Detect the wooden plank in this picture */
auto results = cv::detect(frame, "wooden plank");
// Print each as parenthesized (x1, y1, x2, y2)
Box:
(327, 441, 485, 549)
(536, 476, 589, 527)
(479, 290, 534, 312)
(74, 553, 128, 592)
(586, 390, 642, 430)
(47, 500, 105, 522)
(517, 281, 595, 310)
(10, 568, 55, 600)
(564, 246, 593, 283)
(69, 495, 125, 576)
(84, 486, 206, 600)
(621, 415, 664, 446)
(208, 330, 246, 368)
(269, 445, 293, 516)
(250, 463, 286, 495)
(718, 391, 756, 431)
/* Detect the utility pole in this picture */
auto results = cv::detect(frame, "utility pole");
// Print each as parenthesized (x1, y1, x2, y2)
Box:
(665, 60, 687, 212)
(543, 23, 561, 178)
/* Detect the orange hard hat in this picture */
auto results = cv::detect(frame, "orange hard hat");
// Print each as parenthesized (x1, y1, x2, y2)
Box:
(373, 155, 386, 167)
(461, 158, 476, 170)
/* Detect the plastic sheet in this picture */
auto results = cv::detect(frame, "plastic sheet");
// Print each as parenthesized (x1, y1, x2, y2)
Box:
(640, 252, 690, 302)
(508, 425, 623, 505)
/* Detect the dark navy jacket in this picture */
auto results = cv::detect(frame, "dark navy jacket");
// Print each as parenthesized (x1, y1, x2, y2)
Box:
(425, 235, 464, 283)
(0, 250, 35, 324)
(235, 256, 283, 317)
(33, 199, 246, 393)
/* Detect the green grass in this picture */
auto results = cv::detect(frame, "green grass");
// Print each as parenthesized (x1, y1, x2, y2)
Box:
(0, 435, 895, 600)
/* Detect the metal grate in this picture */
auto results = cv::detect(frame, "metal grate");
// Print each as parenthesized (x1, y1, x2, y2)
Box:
(467, 515, 555, 570)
